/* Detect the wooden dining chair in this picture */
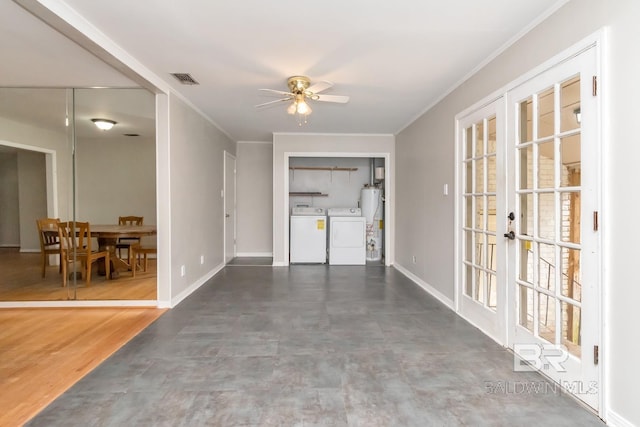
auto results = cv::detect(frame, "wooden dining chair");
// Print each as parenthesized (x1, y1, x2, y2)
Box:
(58, 221, 110, 287)
(116, 215, 143, 264)
(131, 240, 157, 277)
(36, 218, 61, 278)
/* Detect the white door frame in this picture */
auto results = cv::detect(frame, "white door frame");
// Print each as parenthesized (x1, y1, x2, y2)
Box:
(282, 151, 393, 267)
(223, 151, 237, 264)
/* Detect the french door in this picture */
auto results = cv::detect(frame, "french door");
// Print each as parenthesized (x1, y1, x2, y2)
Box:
(458, 99, 507, 344)
(459, 46, 601, 410)
(507, 48, 600, 410)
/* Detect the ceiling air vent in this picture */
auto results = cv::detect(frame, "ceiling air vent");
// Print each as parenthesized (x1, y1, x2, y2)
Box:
(170, 73, 199, 85)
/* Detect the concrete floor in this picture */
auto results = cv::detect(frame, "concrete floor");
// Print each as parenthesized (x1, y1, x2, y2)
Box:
(28, 265, 604, 426)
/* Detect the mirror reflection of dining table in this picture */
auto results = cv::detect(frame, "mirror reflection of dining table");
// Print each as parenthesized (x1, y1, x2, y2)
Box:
(90, 224, 157, 278)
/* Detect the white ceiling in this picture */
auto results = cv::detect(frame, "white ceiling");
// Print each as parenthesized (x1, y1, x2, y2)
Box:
(2, 0, 564, 142)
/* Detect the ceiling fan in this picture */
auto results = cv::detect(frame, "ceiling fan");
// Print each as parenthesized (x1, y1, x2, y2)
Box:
(255, 76, 349, 123)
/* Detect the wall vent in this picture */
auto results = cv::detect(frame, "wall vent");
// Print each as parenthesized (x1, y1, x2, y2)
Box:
(170, 73, 199, 85)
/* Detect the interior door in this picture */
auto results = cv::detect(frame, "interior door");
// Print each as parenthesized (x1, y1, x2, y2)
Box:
(224, 151, 236, 264)
(458, 98, 506, 344)
(506, 48, 600, 410)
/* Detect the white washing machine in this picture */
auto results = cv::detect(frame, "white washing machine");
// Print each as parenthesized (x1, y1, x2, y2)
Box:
(290, 207, 327, 263)
(327, 208, 366, 265)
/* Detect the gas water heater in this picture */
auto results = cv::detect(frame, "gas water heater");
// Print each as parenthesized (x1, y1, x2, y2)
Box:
(360, 186, 383, 262)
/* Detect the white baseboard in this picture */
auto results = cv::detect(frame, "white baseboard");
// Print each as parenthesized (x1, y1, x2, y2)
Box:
(236, 252, 273, 257)
(393, 263, 454, 310)
(272, 261, 288, 267)
(606, 409, 635, 427)
(0, 244, 19, 248)
(168, 261, 225, 308)
(20, 249, 40, 253)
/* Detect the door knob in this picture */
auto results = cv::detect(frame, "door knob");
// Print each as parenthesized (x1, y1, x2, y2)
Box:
(225, 214, 230, 218)
(504, 231, 515, 240)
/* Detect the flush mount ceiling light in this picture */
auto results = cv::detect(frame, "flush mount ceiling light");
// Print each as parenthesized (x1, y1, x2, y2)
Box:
(91, 118, 117, 131)
(256, 76, 349, 126)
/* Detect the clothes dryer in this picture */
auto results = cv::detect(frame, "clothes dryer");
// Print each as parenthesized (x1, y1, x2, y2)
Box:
(327, 208, 366, 265)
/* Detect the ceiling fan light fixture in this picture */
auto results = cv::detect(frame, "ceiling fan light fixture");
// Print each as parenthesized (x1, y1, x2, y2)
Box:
(91, 118, 117, 131)
(296, 99, 311, 115)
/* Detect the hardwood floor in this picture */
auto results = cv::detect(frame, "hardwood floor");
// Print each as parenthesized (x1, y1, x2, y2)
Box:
(0, 248, 156, 301)
(0, 307, 166, 426)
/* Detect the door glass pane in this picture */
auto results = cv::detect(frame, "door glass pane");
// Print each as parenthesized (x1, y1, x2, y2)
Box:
(487, 155, 496, 192)
(487, 196, 496, 232)
(519, 98, 533, 143)
(464, 196, 472, 228)
(538, 141, 555, 188)
(538, 243, 556, 292)
(464, 231, 473, 262)
(475, 158, 484, 193)
(465, 161, 473, 192)
(538, 87, 555, 139)
(560, 192, 581, 244)
(519, 193, 533, 236)
(487, 116, 496, 154)
(538, 192, 555, 240)
(519, 240, 533, 283)
(475, 232, 485, 266)
(465, 127, 473, 159)
(519, 285, 534, 331)
(518, 145, 533, 189)
(539, 292, 556, 343)
(562, 302, 581, 358)
(561, 135, 581, 187)
(561, 247, 582, 302)
(560, 75, 580, 133)
(475, 270, 485, 303)
(475, 197, 484, 230)
(476, 122, 484, 156)
(465, 264, 473, 297)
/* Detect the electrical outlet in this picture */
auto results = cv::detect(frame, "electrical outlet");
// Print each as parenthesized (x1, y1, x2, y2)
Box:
(200, 255, 205, 265)
(180, 265, 186, 276)
(412, 255, 417, 264)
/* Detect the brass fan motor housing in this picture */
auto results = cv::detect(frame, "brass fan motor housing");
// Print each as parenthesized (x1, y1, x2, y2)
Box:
(287, 76, 311, 94)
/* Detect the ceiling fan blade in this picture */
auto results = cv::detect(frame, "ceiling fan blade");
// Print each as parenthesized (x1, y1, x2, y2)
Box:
(315, 94, 350, 103)
(255, 98, 291, 108)
(307, 81, 333, 94)
(258, 88, 294, 97)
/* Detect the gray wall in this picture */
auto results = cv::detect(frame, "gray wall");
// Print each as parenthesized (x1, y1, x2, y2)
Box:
(0, 152, 20, 246)
(168, 94, 236, 301)
(395, 0, 638, 424)
(76, 135, 156, 226)
(17, 150, 47, 251)
(236, 142, 272, 256)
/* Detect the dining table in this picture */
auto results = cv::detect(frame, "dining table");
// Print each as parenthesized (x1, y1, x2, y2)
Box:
(90, 224, 157, 278)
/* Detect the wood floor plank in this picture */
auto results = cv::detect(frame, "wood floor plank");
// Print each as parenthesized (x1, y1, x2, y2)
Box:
(0, 307, 166, 426)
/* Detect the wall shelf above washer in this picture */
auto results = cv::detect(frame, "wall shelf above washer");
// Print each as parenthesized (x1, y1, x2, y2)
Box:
(289, 192, 329, 197)
(289, 166, 358, 172)
(289, 166, 358, 182)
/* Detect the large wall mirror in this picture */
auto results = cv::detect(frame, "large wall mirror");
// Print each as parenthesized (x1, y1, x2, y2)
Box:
(0, 87, 156, 302)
